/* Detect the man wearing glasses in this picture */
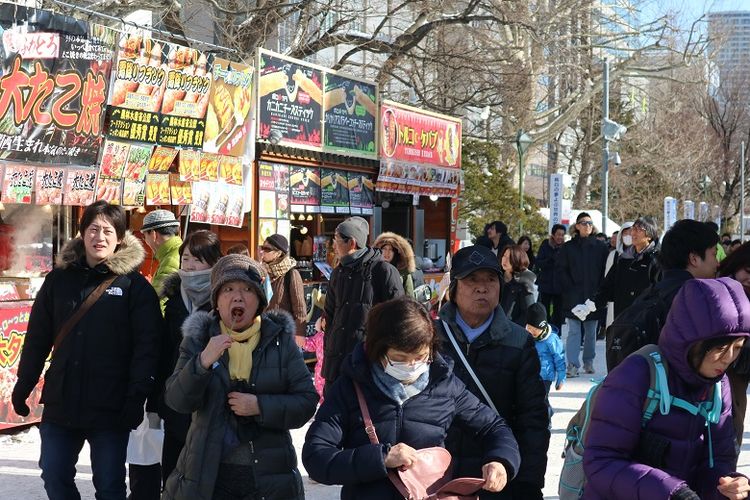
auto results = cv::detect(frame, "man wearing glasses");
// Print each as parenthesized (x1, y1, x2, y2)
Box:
(322, 216, 404, 395)
(554, 212, 609, 377)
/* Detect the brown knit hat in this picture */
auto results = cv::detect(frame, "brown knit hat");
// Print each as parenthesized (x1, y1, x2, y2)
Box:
(210, 254, 268, 311)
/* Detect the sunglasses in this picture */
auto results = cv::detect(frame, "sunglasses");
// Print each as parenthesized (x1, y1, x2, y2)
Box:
(577, 220, 593, 226)
(259, 245, 276, 253)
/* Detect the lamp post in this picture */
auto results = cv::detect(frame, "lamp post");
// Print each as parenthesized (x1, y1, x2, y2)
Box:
(516, 129, 533, 235)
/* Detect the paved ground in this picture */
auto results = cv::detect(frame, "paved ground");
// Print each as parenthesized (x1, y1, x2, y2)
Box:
(2, 340, 750, 499)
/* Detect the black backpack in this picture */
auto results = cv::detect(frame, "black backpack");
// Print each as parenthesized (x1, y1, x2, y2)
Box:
(605, 281, 682, 372)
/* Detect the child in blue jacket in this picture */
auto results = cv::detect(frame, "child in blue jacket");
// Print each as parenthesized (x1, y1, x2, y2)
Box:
(526, 302, 566, 419)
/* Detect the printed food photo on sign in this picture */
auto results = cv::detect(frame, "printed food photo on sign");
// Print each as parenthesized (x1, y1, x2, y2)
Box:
(111, 32, 167, 112)
(207, 183, 230, 225)
(225, 185, 245, 227)
(218, 155, 243, 185)
(123, 144, 153, 181)
(99, 141, 130, 179)
(169, 174, 192, 205)
(257, 50, 323, 150)
(320, 168, 349, 211)
(258, 219, 276, 246)
(2, 165, 35, 204)
(148, 146, 178, 172)
(190, 181, 210, 223)
(380, 107, 398, 158)
(179, 149, 200, 181)
(199, 153, 220, 182)
(121, 179, 146, 206)
(348, 174, 375, 210)
(323, 72, 377, 157)
(258, 190, 276, 218)
(0, 5, 117, 165)
(289, 166, 320, 206)
(146, 173, 171, 205)
(35, 168, 65, 205)
(204, 58, 254, 155)
(95, 178, 122, 205)
(64, 169, 98, 206)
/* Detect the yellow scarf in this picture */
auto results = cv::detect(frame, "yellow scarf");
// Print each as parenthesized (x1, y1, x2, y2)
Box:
(220, 316, 262, 380)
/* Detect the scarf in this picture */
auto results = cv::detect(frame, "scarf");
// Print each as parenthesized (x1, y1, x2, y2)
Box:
(371, 361, 430, 405)
(266, 255, 297, 280)
(179, 268, 212, 312)
(221, 316, 262, 381)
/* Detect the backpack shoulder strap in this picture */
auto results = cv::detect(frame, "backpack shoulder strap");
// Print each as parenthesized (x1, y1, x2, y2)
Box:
(633, 345, 670, 426)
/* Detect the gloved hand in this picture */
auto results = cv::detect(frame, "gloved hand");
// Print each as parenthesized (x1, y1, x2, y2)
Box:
(146, 411, 162, 430)
(11, 387, 29, 417)
(670, 485, 700, 500)
(555, 376, 565, 391)
(584, 299, 597, 313)
(119, 398, 145, 430)
(571, 304, 589, 321)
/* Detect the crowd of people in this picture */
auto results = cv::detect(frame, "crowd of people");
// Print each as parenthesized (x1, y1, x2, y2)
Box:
(8, 200, 750, 500)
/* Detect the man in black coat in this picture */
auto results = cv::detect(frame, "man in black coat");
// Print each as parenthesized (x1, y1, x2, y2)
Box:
(323, 216, 404, 394)
(12, 201, 163, 500)
(436, 245, 550, 500)
(477, 220, 515, 256)
(535, 223, 566, 330)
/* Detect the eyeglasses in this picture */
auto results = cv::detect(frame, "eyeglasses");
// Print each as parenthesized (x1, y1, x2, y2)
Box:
(259, 245, 276, 253)
(578, 221, 593, 226)
(632, 223, 646, 232)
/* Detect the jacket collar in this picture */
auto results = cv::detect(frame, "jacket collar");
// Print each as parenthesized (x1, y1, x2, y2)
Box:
(439, 302, 511, 347)
(155, 235, 182, 262)
(55, 231, 144, 276)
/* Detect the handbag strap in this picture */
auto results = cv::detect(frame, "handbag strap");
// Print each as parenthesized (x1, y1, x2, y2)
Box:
(441, 320, 498, 413)
(353, 380, 413, 499)
(54, 275, 117, 351)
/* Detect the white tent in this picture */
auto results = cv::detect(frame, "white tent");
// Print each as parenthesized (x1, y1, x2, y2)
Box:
(538, 207, 622, 235)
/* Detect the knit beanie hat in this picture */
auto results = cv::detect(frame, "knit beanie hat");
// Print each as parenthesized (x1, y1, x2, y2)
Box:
(336, 216, 369, 249)
(210, 254, 268, 311)
(141, 209, 179, 232)
(526, 302, 548, 330)
(266, 234, 289, 254)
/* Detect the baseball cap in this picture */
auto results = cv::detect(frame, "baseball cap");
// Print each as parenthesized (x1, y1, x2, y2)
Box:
(450, 245, 502, 280)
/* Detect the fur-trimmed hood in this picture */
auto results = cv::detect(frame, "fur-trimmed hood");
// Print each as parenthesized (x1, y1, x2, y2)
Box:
(180, 308, 296, 343)
(160, 271, 182, 299)
(372, 232, 416, 273)
(55, 231, 145, 275)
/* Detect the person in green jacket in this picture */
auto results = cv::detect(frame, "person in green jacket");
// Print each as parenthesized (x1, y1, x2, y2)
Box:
(141, 209, 183, 311)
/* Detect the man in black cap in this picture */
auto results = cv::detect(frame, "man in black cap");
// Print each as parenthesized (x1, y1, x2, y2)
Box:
(436, 245, 549, 500)
(322, 216, 404, 393)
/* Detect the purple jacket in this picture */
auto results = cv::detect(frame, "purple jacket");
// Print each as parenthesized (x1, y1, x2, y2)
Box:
(583, 278, 750, 500)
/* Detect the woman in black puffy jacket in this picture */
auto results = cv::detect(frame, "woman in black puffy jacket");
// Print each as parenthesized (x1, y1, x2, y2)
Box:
(500, 245, 536, 326)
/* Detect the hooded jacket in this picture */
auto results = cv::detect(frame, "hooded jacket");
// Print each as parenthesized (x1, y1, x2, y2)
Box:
(583, 278, 750, 500)
(373, 232, 416, 296)
(14, 232, 163, 430)
(533, 325, 566, 385)
(323, 247, 404, 383)
(554, 234, 609, 320)
(162, 309, 318, 500)
(437, 303, 550, 498)
(152, 235, 182, 311)
(302, 342, 521, 500)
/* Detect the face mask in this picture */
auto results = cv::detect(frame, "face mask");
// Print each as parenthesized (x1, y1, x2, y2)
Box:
(622, 235, 632, 247)
(384, 358, 430, 383)
(178, 268, 212, 307)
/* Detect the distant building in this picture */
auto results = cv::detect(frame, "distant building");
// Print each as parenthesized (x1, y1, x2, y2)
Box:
(708, 11, 750, 101)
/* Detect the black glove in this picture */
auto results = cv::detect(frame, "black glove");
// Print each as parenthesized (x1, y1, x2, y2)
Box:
(11, 387, 30, 417)
(119, 398, 145, 430)
(671, 485, 700, 500)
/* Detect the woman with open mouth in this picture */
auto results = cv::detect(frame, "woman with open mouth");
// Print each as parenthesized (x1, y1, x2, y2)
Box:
(162, 254, 319, 500)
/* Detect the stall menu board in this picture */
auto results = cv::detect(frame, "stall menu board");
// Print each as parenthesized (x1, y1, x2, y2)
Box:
(257, 50, 322, 150)
(320, 168, 350, 214)
(0, 302, 40, 429)
(274, 164, 290, 219)
(1, 165, 34, 204)
(323, 72, 377, 158)
(169, 174, 192, 205)
(204, 58, 254, 156)
(379, 100, 462, 168)
(376, 159, 463, 198)
(35, 167, 65, 205)
(258, 161, 289, 220)
(289, 166, 320, 212)
(0, 5, 117, 165)
(64, 168, 98, 206)
(190, 180, 245, 227)
(348, 173, 375, 215)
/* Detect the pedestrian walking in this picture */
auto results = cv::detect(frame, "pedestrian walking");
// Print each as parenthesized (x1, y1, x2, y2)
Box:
(525, 303, 565, 422)
(536, 224, 565, 330)
(517, 235, 535, 269)
(477, 220, 515, 256)
(500, 244, 536, 326)
(259, 234, 307, 341)
(140, 209, 182, 312)
(374, 231, 417, 296)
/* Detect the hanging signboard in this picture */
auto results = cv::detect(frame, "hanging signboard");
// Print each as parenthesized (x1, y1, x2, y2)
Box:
(257, 49, 323, 150)
(323, 72, 377, 158)
(0, 5, 117, 165)
(320, 168, 350, 214)
(64, 168, 98, 206)
(289, 166, 320, 212)
(35, 167, 65, 205)
(1, 165, 34, 204)
(204, 58, 254, 156)
(348, 173, 375, 215)
(274, 164, 290, 219)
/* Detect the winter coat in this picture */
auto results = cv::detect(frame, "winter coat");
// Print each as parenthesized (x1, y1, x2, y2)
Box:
(500, 269, 536, 326)
(477, 234, 515, 255)
(412, 257, 426, 288)
(437, 303, 550, 499)
(533, 326, 566, 385)
(554, 235, 609, 320)
(152, 236, 182, 311)
(583, 278, 750, 500)
(267, 265, 307, 336)
(595, 242, 660, 318)
(302, 342, 521, 500)
(162, 309, 318, 500)
(373, 232, 416, 296)
(534, 239, 561, 295)
(14, 232, 163, 431)
(323, 247, 404, 382)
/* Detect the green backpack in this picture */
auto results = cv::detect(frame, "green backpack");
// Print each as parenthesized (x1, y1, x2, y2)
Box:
(558, 345, 723, 500)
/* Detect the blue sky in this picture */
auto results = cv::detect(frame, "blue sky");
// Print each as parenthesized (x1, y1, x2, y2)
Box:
(642, 0, 750, 25)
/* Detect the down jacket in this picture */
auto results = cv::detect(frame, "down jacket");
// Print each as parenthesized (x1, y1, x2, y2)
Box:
(554, 235, 609, 320)
(323, 247, 404, 383)
(13, 232, 163, 431)
(534, 238, 561, 295)
(302, 342, 521, 499)
(500, 269, 536, 326)
(162, 309, 318, 500)
(583, 278, 750, 500)
(373, 232, 416, 296)
(437, 303, 550, 499)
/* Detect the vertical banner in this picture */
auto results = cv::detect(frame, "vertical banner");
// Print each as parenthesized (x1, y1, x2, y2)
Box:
(699, 201, 709, 221)
(713, 205, 722, 229)
(204, 58, 254, 155)
(0, 6, 117, 165)
(323, 71, 377, 158)
(348, 173, 375, 215)
(549, 174, 564, 231)
(683, 200, 695, 220)
(320, 168, 350, 213)
(257, 49, 323, 150)
(663, 197, 677, 232)
(289, 166, 320, 212)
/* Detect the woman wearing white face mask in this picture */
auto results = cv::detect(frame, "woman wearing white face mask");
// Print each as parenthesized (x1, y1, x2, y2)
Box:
(157, 230, 222, 486)
(303, 297, 520, 499)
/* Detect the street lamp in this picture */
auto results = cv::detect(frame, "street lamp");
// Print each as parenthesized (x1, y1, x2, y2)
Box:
(516, 129, 533, 234)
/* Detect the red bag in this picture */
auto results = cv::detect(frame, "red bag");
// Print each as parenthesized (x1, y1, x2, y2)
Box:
(353, 382, 484, 500)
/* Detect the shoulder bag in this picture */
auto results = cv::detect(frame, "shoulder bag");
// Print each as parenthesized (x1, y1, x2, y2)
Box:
(54, 274, 117, 351)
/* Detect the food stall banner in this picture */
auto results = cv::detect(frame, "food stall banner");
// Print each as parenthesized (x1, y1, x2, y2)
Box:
(64, 168, 98, 206)
(204, 58, 254, 156)
(219, 155, 243, 185)
(178, 149, 200, 181)
(146, 173, 170, 205)
(148, 146, 178, 172)
(1, 165, 34, 204)
(190, 180, 245, 227)
(379, 100, 462, 168)
(99, 140, 130, 179)
(274, 164, 290, 219)
(320, 168, 350, 214)
(257, 49, 323, 150)
(35, 167, 65, 205)
(169, 173, 192, 205)
(258, 161, 289, 220)
(376, 159, 463, 198)
(95, 177, 122, 205)
(348, 173, 375, 215)
(289, 166, 320, 212)
(0, 5, 117, 165)
(323, 72, 377, 158)
(0, 301, 39, 429)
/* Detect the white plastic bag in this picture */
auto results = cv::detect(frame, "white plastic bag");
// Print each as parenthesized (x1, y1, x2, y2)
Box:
(126, 411, 164, 465)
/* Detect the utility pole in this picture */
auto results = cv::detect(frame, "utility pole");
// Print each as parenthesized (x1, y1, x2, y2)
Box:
(601, 58, 609, 236)
(742, 141, 746, 241)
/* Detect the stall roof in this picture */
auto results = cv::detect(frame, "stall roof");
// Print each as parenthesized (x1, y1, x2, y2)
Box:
(256, 143, 379, 171)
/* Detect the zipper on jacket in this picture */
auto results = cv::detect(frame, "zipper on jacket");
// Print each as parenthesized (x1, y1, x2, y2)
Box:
(395, 405, 403, 440)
